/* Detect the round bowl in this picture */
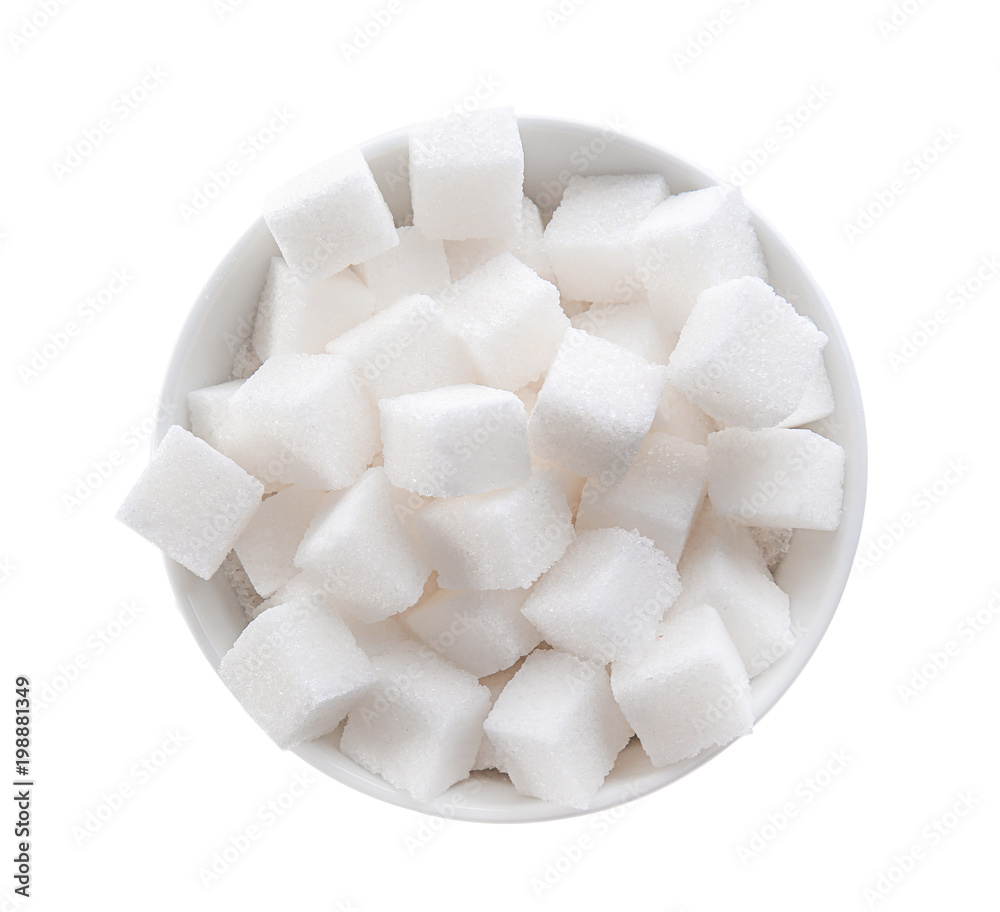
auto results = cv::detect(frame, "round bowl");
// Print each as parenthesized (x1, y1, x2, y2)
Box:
(157, 117, 868, 823)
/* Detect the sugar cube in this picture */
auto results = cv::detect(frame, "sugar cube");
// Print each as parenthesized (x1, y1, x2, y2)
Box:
(379, 384, 532, 498)
(707, 427, 846, 530)
(264, 147, 398, 284)
(544, 174, 668, 305)
(218, 598, 375, 749)
(445, 196, 555, 282)
(402, 588, 541, 677)
(779, 356, 836, 428)
(340, 640, 492, 801)
(473, 659, 525, 771)
(528, 328, 669, 486)
(294, 467, 431, 622)
(610, 602, 753, 767)
(117, 426, 263, 580)
(667, 277, 828, 430)
(234, 486, 324, 597)
(224, 353, 379, 490)
(354, 226, 452, 311)
(256, 571, 412, 655)
(410, 107, 524, 240)
(326, 293, 477, 399)
(416, 472, 574, 590)
(442, 254, 569, 391)
(634, 184, 768, 334)
(483, 650, 633, 808)
(251, 257, 376, 359)
(576, 433, 708, 564)
(571, 299, 677, 366)
(188, 379, 244, 452)
(651, 385, 718, 445)
(521, 528, 682, 664)
(676, 508, 794, 676)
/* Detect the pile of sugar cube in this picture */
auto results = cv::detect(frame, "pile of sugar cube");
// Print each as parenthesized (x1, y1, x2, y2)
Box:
(118, 107, 845, 809)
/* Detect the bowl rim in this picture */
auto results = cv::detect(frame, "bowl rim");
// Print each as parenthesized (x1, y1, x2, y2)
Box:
(157, 115, 868, 824)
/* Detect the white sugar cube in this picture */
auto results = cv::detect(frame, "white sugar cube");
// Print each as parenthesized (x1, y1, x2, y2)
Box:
(473, 659, 525, 771)
(251, 257, 376, 359)
(442, 254, 569, 391)
(483, 650, 633, 808)
(528, 328, 669, 486)
(326, 293, 476, 399)
(667, 277, 828, 430)
(224, 353, 378, 490)
(611, 602, 753, 767)
(219, 599, 375, 749)
(416, 472, 574, 590)
(779, 356, 836, 428)
(256, 571, 412, 655)
(707, 427, 845, 530)
(544, 174, 668, 305)
(234, 487, 324, 597)
(521, 528, 682, 664)
(532, 457, 586, 517)
(651, 385, 718, 445)
(294, 467, 431, 622)
(354, 226, 452, 311)
(340, 640, 491, 802)
(117, 426, 263, 580)
(635, 185, 768, 334)
(410, 107, 524, 240)
(571, 299, 677, 366)
(379, 384, 531, 498)
(676, 508, 793, 676)
(402, 588, 541, 677)
(188, 379, 244, 452)
(576, 433, 708, 564)
(445, 196, 555, 282)
(264, 147, 398, 284)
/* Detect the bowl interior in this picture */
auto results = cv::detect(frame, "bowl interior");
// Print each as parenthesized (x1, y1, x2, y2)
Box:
(158, 118, 867, 823)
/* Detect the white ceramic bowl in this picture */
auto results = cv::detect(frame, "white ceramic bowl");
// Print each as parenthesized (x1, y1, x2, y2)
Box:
(157, 117, 867, 823)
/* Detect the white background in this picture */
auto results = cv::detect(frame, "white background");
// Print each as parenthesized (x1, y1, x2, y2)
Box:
(3, 0, 998, 909)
